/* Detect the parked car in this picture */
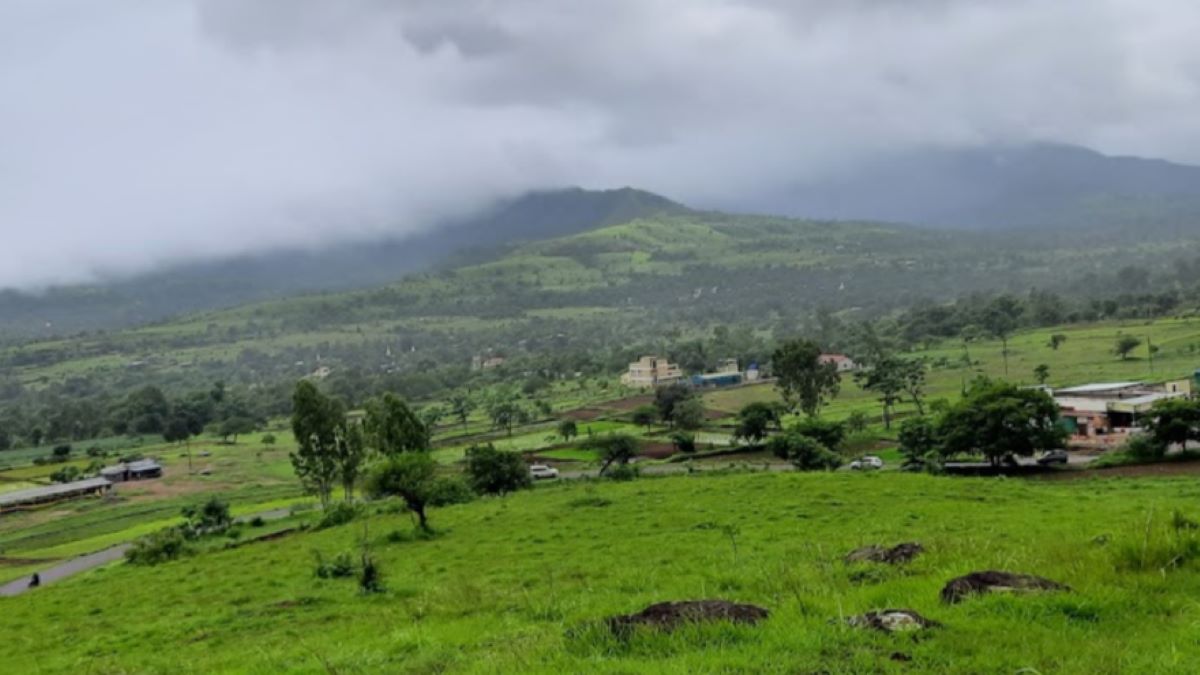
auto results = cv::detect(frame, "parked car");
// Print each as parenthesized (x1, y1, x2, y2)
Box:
(849, 455, 884, 470)
(1037, 450, 1069, 466)
(529, 464, 559, 480)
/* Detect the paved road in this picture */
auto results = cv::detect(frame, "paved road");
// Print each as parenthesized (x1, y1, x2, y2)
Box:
(0, 507, 294, 598)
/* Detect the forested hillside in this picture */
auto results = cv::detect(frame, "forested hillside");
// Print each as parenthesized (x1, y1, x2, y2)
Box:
(0, 188, 684, 339)
(3, 206, 1200, 450)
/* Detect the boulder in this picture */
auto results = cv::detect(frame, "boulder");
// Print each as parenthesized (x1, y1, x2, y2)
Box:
(940, 570, 1070, 604)
(606, 600, 769, 636)
(847, 609, 941, 633)
(844, 542, 925, 564)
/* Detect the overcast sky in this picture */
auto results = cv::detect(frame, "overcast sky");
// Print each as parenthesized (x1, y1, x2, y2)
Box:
(3, 0, 1200, 289)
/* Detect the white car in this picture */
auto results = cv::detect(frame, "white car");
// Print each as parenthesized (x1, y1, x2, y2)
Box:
(849, 455, 884, 471)
(529, 464, 559, 480)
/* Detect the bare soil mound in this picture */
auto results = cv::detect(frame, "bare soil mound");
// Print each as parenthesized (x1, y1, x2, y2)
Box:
(941, 570, 1070, 604)
(607, 600, 769, 636)
(845, 542, 924, 564)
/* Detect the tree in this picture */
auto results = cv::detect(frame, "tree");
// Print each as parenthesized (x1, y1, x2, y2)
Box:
(1114, 335, 1141, 361)
(772, 339, 840, 417)
(670, 431, 696, 453)
(487, 401, 526, 436)
(289, 380, 343, 508)
(181, 497, 232, 537)
(897, 416, 938, 468)
(631, 405, 658, 429)
(261, 433, 276, 445)
(854, 357, 905, 429)
(767, 432, 841, 471)
(334, 420, 367, 500)
(791, 417, 846, 452)
(981, 295, 1023, 376)
(218, 416, 257, 443)
(558, 419, 578, 442)
(595, 434, 640, 475)
(1048, 334, 1067, 351)
(654, 383, 695, 427)
(673, 397, 706, 431)
(448, 394, 474, 430)
(845, 411, 868, 433)
(937, 379, 1066, 465)
(365, 393, 430, 455)
(1033, 364, 1050, 385)
(465, 444, 532, 496)
(365, 452, 438, 531)
(420, 405, 445, 431)
(162, 416, 191, 445)
(734, 402, 779, 443)
(1143, 398, 1200, 453)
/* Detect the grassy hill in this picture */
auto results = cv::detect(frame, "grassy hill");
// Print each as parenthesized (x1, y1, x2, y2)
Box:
(5, 470, 1200, 672)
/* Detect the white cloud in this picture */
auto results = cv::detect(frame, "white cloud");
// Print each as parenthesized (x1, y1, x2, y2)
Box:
(3, 0, 1200, 288)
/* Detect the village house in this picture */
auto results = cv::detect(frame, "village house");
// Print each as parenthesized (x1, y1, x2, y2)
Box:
(471, 355, 507, 371)
(621, 356, 685, 388)
(819, 353, 858, 372)
(1054, 380, 1191, 446)
(99, 459, 164, 483)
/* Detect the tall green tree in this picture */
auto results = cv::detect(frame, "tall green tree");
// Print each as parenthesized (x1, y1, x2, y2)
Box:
(365, 393, 430, 456)
(1033, 364, 1050, 385)
(1144, 398, 1200, 453)
(465, 444, 532, 496)
(734, 402, 779, 443)
(334, 420, 368, 500)
(654, 383, 694, 428)
(365, 452, 438, 531)
(772, 339, 840, 417)
(854, 357, 905, 429)
(937, 379, 1066, 466)
(595, 434, 640, 475)
(1114, 334, 1141, 361)
(558, 419, 578, 442)
(289, 380, 343, 508)
(982, 295, 1023, 376)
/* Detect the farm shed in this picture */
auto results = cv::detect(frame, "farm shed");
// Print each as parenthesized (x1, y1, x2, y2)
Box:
(100, 459, 163, 483)
(0, 478, 112, 513)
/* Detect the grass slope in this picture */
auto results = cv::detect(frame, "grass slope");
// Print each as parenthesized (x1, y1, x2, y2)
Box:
(4, 471, 1200, 673)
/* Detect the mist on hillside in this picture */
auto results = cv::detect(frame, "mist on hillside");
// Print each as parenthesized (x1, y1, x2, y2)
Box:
(5, 0, 1200, 288)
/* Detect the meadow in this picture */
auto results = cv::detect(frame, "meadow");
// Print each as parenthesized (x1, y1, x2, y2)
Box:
(4, 470, 1200, 673)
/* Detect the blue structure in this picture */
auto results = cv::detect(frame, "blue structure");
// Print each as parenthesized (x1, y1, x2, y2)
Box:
(691, 372, 743, 388)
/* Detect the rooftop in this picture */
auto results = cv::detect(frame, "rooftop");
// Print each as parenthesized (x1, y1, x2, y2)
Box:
(1055, 382, 1143, 395)
(0, 477, 111, 508)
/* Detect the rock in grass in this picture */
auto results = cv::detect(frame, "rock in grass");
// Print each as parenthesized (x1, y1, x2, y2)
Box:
(844, 542, 925, 565)
(847, 609, 941, 633)
(940, 570, 1070, 604)
(606, 600, 769, 636)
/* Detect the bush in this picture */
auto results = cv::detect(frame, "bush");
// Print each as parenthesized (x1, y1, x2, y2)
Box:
(464, 444, 532, 496)
(605, 463, 640, 481)
(313, 551, 356, 579)
(790, 418, 846, 452)
(181, 497, 232, 538)
(85, 445, 105, 458)
(427, 476, 477, 507)
(670, 431, 697, 454)
(49, 466, 83, 484)
(1125, 433, 1167, 460)
(317, 501, 362, 529)
(249, 516, 266, 527)
(126, 528, 193, 566)
(767, 432, 842, 471)
(261, 433, 277, 446)
(845, 411, 869, 433)
(359, 552, 384, 594)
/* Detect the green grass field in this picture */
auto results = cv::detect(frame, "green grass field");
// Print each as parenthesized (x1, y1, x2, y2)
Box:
(4, 470, 1200, 672)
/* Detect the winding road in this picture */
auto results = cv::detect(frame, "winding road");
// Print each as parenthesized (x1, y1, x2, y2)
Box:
(0, 507, 293, 598)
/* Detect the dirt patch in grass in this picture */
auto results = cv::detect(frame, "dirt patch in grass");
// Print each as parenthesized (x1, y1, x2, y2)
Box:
(607, 600, 769, 636)
(639, 442, 677, 460)
(600, 395, 655, 412)
(561, 408, 606, 421)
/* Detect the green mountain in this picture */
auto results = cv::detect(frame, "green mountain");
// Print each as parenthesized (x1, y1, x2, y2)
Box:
(0, 187, 686, 340)
(3, 208, 1192, 412)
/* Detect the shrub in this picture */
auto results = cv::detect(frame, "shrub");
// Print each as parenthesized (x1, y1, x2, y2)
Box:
(464, 444, 532, 496)
(790, 418, 846, 452)
(49, 466, 83, 484)
(670, 431, 697, 454)
(359, 552, 384, 594)
(249, 516, 266, 528)
(427, 476, 477, 507)
(126, 528, 193, 566)
(845, 411, 869, 433)
(181, 497, 232, 538)
(85, 445, 105, 458)
(768, 432, 842, 471)
(261, 433, 277, 446)
(1124, 433, 1167, 460)
(313, 551, 356, 579)
(605, 463, 640, 481)
(317, 501, 362, 529)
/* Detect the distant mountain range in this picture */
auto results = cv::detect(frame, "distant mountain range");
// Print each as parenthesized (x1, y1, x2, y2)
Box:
(749, 143, 1200, 233)
(5, 142, 1200, 340)
(0, 187, 686, 339)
